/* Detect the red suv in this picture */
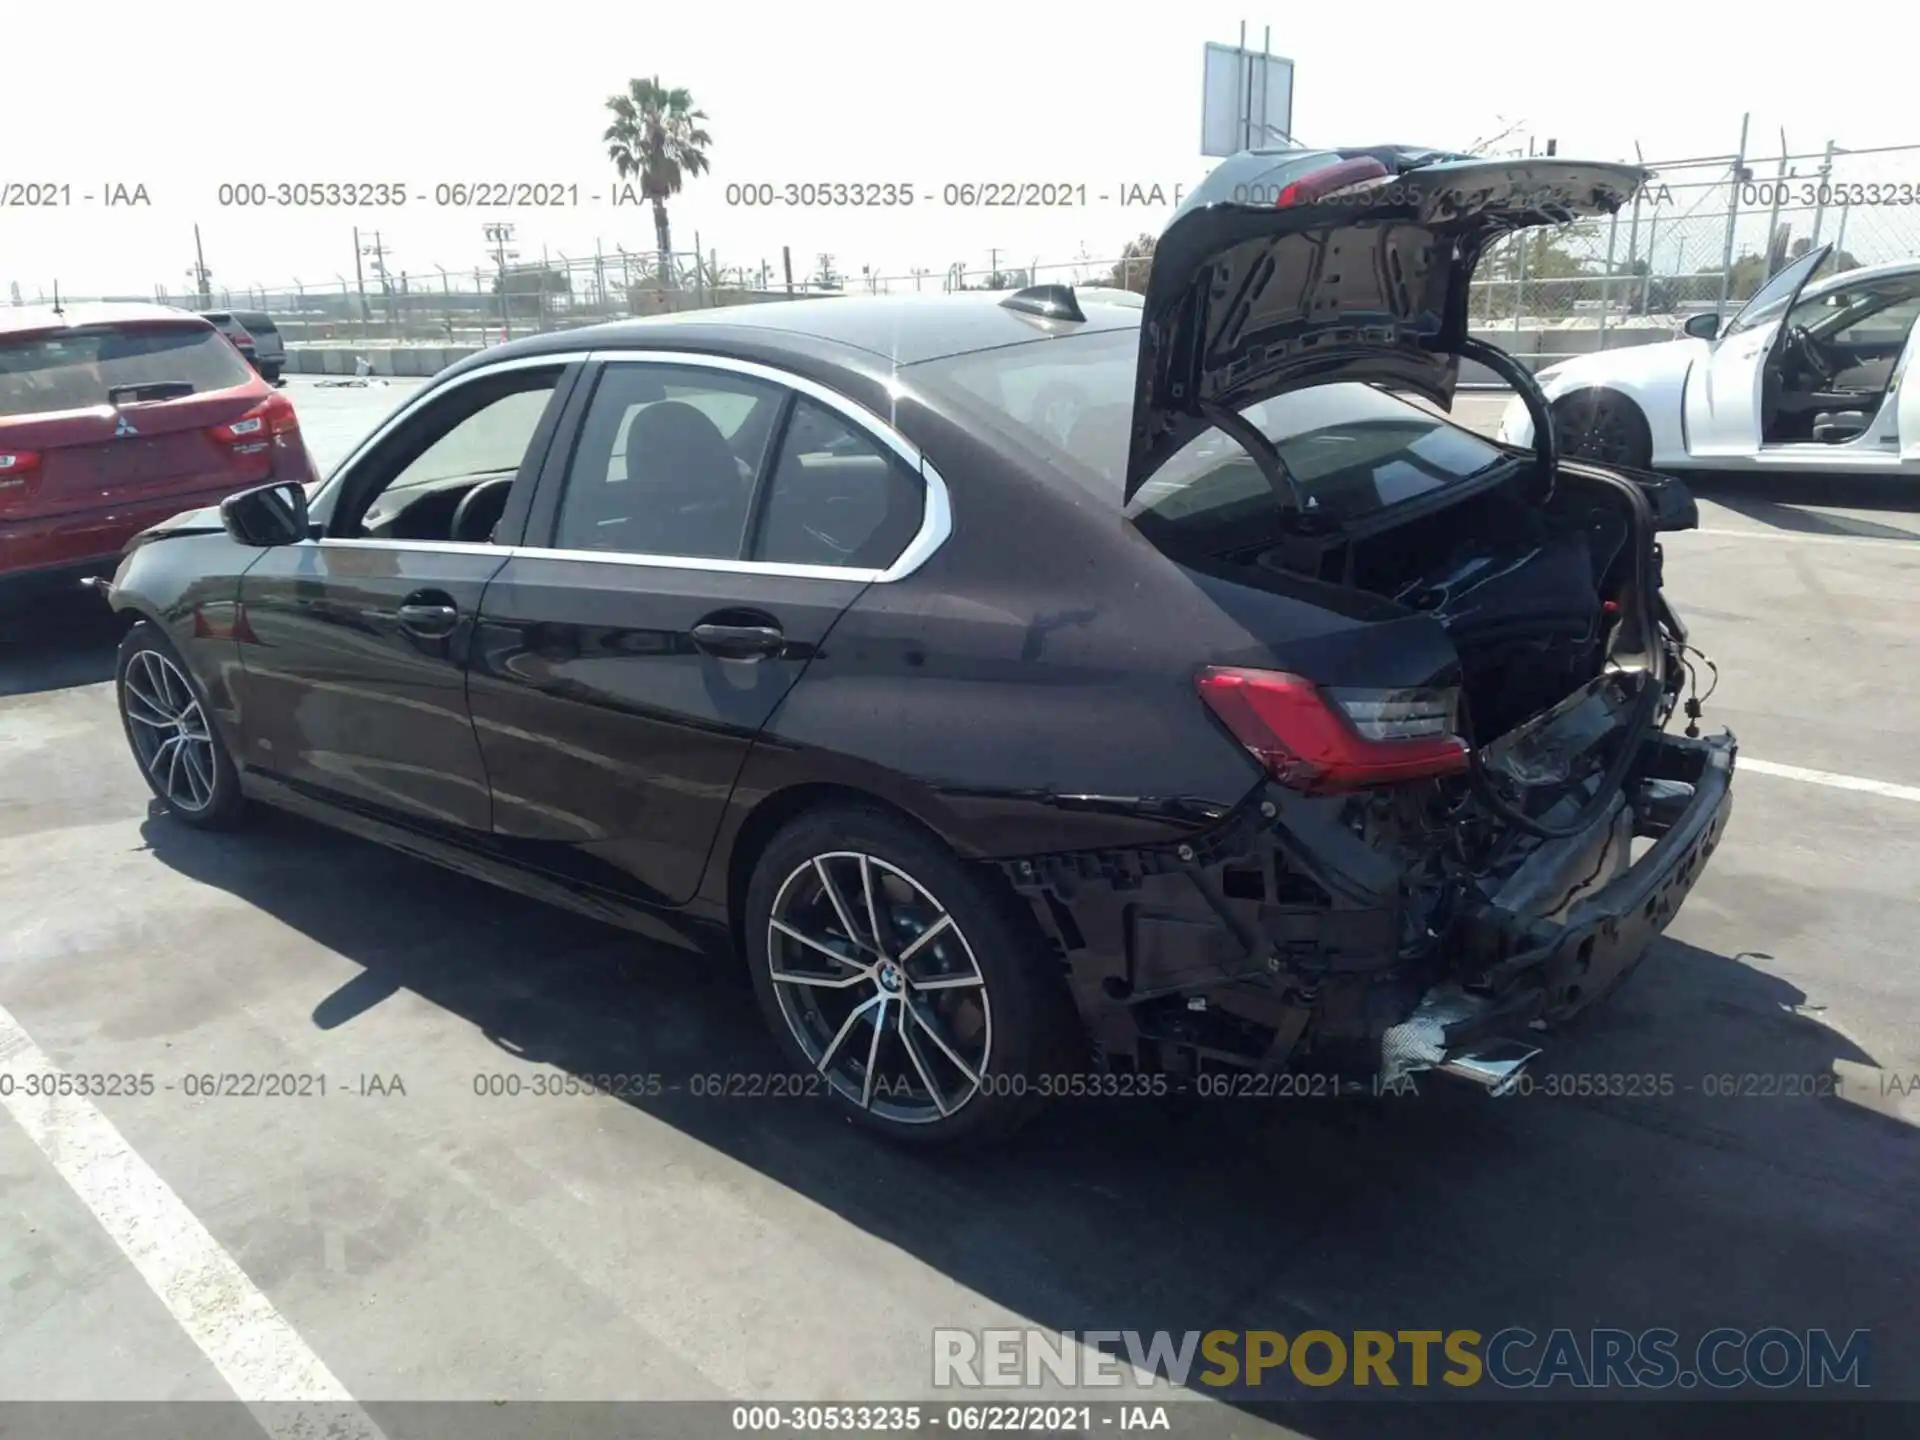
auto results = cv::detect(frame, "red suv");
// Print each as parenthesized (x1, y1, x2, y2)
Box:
(0, 304, 319, 604)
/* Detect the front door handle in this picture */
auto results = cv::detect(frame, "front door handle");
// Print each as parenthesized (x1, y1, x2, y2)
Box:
(690, 621, 785, 659)
(397, 595, 459, 637)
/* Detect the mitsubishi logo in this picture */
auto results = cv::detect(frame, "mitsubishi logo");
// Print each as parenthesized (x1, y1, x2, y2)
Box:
(113, 415, 139, 438)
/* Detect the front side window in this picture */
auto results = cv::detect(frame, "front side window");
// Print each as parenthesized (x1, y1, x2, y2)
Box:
(348, 370, 562, 540)
(1723, 248, 1832, 338)
(555, 364, 783, 558)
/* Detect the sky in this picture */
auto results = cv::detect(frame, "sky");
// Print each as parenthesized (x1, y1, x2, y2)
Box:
(5, 0, 1917, 301)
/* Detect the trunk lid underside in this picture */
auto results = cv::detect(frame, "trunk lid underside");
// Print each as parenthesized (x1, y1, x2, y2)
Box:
(1125, 150, 1647, 502)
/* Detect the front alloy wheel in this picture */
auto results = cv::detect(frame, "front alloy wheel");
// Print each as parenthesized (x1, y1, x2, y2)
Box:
(767, 851, 992, 1124)
(123, 648, 220, 812)
(1551, 388, 1652, 469)
(116, 621, 246, 828)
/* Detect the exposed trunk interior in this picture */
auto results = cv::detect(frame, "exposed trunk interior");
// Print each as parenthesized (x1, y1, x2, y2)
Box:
(1317, 469, 1643, 745)
(1227, 460, 1676, 888)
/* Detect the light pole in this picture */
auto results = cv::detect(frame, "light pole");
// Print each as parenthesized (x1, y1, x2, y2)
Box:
(484, 223, 518, 339)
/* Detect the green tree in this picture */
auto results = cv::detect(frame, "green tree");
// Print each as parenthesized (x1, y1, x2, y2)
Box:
(1103, 234, 1156, 293)
(1706, 237, 1864, 305)
(603, 78, 712, 286)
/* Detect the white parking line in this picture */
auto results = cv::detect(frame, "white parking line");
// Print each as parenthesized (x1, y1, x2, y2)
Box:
(1741, 757, 1920, 804)
(1690, 526, 1920, 547)
(0, 1002, 386, 1440)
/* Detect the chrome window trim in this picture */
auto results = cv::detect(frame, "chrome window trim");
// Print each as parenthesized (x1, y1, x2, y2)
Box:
(586, 349, 950, 583)
(507, 545, 887, 583)
(308, 536, 884, 583)
(311, 350, 596, 505)
(311, 346, 952, 585)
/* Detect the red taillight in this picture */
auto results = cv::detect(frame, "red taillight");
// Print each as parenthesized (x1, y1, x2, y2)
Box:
(0, 450, 41, 506)
(1195, 666, 1469, 794)
(1271, 156, 1392, 209)
(206, 392, 299, 450)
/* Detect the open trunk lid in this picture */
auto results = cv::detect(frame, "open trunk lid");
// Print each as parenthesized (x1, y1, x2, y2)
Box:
(1125, 147, 1647, 502)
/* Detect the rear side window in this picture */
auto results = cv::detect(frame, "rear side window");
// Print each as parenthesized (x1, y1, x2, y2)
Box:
(0, 324, 256, 417)
(555, 363, 784, 558)
(233, 312, 279, 338)
(749, 398, 924, 569)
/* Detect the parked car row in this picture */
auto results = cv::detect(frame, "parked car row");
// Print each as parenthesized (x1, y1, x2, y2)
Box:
(60, 147, 1740, 1149)
(200, 309, 288, 383)
(0, 304, 317, 604)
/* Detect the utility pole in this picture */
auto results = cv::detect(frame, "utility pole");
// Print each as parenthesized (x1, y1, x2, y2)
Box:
(360, 230, 398, 333)
(192, 225, 212, 308)
(484, 223, 517, 339)
(351, 226, 372, 338)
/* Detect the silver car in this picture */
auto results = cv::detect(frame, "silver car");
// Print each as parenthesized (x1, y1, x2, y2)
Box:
(201, 310, 287, 383)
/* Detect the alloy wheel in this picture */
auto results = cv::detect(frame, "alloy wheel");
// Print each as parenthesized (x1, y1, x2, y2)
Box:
(1556, 394, 1636, 464)
(766, 851, 993, 1124)
(122, 649, 219, 813)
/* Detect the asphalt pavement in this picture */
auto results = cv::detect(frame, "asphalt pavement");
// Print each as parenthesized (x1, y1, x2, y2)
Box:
(1, 378, 1916, 1439)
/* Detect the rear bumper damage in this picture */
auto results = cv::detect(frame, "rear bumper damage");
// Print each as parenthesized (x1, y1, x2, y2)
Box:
(1000, 728, 1736, 1090)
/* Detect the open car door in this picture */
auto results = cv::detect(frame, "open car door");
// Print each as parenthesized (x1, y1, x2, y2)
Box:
(1680, 245, 1830, 458)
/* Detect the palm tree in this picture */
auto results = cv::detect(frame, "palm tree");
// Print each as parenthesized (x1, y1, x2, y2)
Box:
(602, 77, 711, 288)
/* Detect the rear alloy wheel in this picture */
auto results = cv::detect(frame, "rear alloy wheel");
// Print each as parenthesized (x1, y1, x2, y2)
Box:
(115, 622, 246, 829)
(1550, 388, 1653, 469)
(745, 807, 1076, 1147)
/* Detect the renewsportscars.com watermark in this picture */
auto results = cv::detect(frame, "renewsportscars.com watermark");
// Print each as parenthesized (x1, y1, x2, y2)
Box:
(932, 1328, 1871, 1391)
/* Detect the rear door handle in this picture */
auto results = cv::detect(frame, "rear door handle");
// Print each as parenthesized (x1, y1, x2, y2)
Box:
(397, 594, 459, 637)
(690, 621, 785, 659)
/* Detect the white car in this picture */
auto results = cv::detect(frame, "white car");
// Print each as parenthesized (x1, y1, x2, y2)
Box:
(1498, 245, 1920, 473)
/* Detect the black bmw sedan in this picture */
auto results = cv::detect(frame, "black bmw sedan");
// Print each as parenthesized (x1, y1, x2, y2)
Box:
(94, 147, 1735, 1146)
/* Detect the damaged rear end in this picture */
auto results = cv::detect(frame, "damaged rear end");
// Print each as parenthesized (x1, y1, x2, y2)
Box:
(1002, 146, 1736, 1094)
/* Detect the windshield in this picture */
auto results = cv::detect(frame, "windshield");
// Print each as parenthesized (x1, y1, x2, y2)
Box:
(0, 323, 256, 417)
(908, 326, 1510, 535)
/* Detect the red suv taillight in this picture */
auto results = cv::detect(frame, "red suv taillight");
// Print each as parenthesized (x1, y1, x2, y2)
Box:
(1195, 666, 1469, 794)
(0, 450, 42, 508)
(207, 392, 299, 453)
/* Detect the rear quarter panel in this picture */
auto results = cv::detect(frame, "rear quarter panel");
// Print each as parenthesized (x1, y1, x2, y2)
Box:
(700, 388, 1463, 900)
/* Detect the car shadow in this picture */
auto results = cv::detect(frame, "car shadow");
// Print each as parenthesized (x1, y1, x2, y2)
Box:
(1685, 470, 1920, 541)
(0, 590, 126, 697)
(139, 807, 1916, 1436)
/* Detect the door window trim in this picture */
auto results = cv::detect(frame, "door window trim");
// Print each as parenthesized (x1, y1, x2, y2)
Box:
(310, 347, 953, 581)
(313, 350, 594, 501)
(531, 349, 950, 583)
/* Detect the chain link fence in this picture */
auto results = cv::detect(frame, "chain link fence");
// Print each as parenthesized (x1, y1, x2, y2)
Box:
(1469, 137, 1920, 367)
(12, 132, 1918, 374)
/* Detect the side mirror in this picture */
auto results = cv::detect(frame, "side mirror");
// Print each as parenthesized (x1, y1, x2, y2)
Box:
(1682, 312, 1722, 341)
(220, 480, 310, 547)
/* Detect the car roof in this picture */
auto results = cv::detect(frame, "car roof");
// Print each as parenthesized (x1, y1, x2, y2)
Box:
(1804, 258, 1920, 295)
(489, 290, 1145, 369)
(0, 302, 212, 337)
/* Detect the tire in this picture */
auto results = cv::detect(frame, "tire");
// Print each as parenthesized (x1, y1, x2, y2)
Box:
(1550, 388, 1652, 470)
(744, 804, 1079, 1149)
(259, 363, 282, 383)
(115, 621, 247, 829)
